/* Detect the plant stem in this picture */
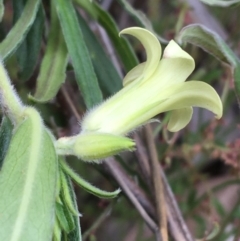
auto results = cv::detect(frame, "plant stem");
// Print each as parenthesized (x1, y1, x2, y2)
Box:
(145, 124, 168, 241)
(0, 62, 24, 125)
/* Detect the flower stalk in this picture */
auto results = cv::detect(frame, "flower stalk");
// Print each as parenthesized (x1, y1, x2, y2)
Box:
(0, 61, 25, 125)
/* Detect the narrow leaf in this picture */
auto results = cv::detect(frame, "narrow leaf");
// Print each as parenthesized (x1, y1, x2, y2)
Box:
(0, 108, 58, 241)
(77, 13, 122, 97)
(12, 0, 44, 81)
(74, 0, 138, 72)
(0, 0, 40, 59)
(61, 160, 121, 199)
(53, 218, 62, 241)
(12, 0, 26, 23)
(0, 0, 4, 22)
(64, 168, 82, 241)
(60, 170, 80, 217)
(30, 2, 68, 102)
(117, 0, 168, 44)
(0, 117, 12, 169)
(177, 24, 239, 66)
(19, 4, 44, 81)
(200, 0, 240, 7)
(55, 0, 103, 108)
(56, 202, 75, 234)
(177, 24, 240, 101)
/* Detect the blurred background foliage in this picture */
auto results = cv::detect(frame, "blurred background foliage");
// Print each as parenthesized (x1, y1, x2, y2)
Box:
(1, 0, 240, 240)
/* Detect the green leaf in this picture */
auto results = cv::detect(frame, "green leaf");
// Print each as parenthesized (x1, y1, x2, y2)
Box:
(12, 0, 26, 23)
(77, 13, 122, 97)
(62, 166, 82, 241)
(30, 2, 68, 102)
(56, 202, 75, 234)
(117, 0, 168, 44)
(0, 117, 12, 169)
(61, 159, 121, 199)
(177, 24, 239, 66)
(0, 0, 4, 22)
(177, 24, 240, 101)
(196, 222, 220, 241)
(60, 170, 80, 217)
(0, 0, 40, 59)
(53, 218, 62, 241)
(55, 0, 103, 108)
(18, 4, 44, 81)
(0, 108, 58, 241)
(74, 0, 138, 72)
(12, 0, 44, 81)
(200, 0, 240, 7)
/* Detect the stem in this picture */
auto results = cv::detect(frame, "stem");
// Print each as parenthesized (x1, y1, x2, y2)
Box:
(82, 203, 112, 241)
(0, 62, 24, 125)
(145, 124, 168, 241)
(105, 158, 161, 240)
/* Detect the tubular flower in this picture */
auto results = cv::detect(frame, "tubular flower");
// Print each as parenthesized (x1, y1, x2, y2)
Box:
(82, 27, 223, 135)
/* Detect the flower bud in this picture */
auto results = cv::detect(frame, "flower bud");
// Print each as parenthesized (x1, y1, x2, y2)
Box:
(73, 133, 135, 161)
(56, 133, 135, 162)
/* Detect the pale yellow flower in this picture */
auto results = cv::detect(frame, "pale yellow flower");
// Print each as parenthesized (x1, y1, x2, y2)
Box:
(81, 27, 222, 135)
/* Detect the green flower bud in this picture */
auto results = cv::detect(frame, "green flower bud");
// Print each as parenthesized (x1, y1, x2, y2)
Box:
(56, 133, 135, 162)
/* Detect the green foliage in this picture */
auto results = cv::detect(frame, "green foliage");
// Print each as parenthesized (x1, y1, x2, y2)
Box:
(54, 0, 102, 108)
(30, 1, 68, 102)
(200, 0, 240, 7)
(13, 0, 44, 81)
(0, 0, 40, 59)
(0, 109, 58, 241)
(77, 13, 122, 97)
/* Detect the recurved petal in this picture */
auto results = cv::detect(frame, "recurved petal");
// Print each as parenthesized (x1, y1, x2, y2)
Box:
(123, 63, 146, 87)
(167, 107, 193, 132)
(120, 27, 161, 81)
(158, 81, 223, 119)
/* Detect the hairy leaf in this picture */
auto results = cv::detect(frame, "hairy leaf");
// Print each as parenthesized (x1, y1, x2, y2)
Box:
(61, 160, 121, 199)
(177, 24, 239, 66)
(63, 167, 82, 241)
(177, 24, 240, 100)
(60, 170, 80, 217)
(0, 108, 58, 241)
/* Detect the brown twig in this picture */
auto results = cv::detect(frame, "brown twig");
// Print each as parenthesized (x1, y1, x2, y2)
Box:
(135, 133, 194, 241)
(160, 163, 194, 241)
(60, 85, 81, 121)
(145, 124, 168, 241)
(82, 203, 113, 241)
(134, 132, 151, 187)
(104, 158, 161, 241)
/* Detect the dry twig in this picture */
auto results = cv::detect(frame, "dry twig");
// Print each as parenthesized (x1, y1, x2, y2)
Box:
(145, 124, 168, 241)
